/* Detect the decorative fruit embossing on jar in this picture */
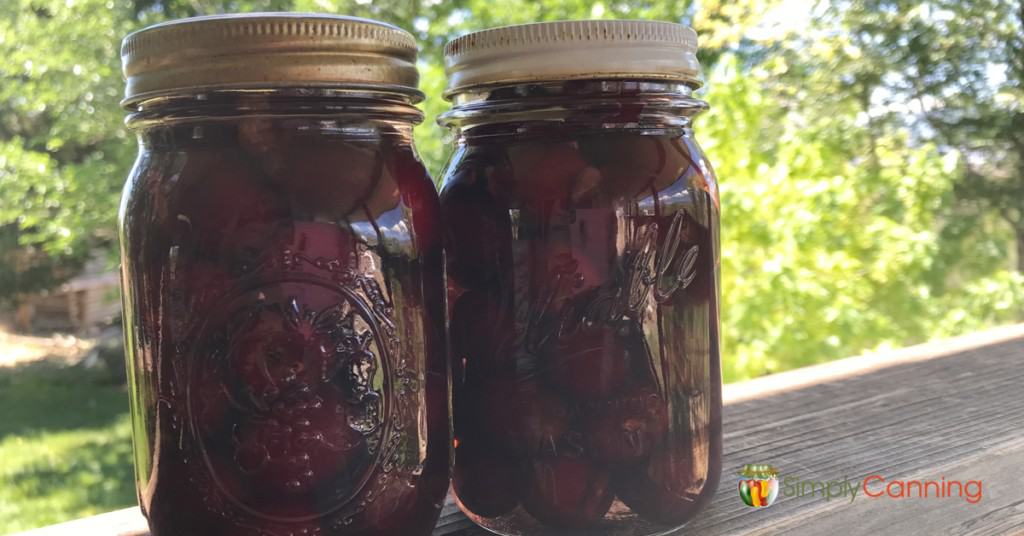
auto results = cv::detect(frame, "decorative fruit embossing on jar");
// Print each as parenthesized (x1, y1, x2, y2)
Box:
(441, 20, 722, 536)
(118, 14, 448, 536)
(186, 252, 393, 521)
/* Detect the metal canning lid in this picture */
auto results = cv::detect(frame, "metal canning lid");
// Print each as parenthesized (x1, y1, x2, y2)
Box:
(121, 13, 420, 107)
(443, 19, 701, 99)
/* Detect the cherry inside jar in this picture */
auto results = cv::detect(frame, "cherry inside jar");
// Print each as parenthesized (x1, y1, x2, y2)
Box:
(118, 15, 447, 536)
(440, 31, 723, 533)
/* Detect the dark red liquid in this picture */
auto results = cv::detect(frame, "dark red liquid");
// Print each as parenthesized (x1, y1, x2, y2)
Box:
(441, 127, 722, 532)
(119, 102, 448, 536)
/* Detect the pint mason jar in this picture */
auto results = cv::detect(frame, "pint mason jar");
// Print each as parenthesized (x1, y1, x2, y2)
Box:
(439, 20, 722, 535)
(117, 14, 448, 536)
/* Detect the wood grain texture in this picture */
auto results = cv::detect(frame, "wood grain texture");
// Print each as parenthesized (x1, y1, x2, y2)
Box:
(15, 326, 1024, 536)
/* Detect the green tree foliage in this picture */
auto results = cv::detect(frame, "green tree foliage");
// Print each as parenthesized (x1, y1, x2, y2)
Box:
(699, 0, 1024, 378)
(830, 0, 1024, 270)
(0, 0, 137, 298)
(701, 53, 1024, 379)
(0, 0, 1020, 380)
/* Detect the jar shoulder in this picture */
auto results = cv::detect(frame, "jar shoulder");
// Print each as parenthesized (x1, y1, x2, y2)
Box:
(121, 132, 436, 235)
(438, 130, 717, 212)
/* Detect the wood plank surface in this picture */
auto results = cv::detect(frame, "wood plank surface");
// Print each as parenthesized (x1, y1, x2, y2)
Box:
(15, 325, 1024, 536)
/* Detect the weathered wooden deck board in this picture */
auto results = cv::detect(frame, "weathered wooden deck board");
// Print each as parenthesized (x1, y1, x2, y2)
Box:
(686, 325, 1024, 536)
(15, 324, 1024, 536)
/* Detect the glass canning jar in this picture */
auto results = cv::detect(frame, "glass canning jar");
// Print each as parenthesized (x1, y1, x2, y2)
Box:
(438, 20, 722, 536)
(117, 14, 448, 536)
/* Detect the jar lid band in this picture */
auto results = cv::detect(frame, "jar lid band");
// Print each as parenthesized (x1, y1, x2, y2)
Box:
(443, 20, 702, 99)
(121, 13, 421, 107)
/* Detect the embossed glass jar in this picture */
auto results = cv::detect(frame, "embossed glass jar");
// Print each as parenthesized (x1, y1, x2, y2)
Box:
(118, 14, 448, 536)
(439, 20, 722, 535)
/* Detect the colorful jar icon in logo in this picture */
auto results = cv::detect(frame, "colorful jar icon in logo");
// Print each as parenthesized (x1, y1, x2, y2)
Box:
(738, 464, 779, 507)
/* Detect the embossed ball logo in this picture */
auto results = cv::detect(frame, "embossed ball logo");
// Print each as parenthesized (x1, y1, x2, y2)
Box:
(188, 279, 390, 521)
(738, 464, 779, 508)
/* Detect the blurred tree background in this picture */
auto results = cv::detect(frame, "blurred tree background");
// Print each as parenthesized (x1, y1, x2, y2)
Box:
(0, 0, 1021, 375)
(0, 0, 1022, 528)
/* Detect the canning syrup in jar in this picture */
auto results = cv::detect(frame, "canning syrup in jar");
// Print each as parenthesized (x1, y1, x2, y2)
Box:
(439, 20, 723, 535)
(118, 14, 448, 536)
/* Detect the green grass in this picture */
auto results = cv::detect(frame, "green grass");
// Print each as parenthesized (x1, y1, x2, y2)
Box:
(0, 361, 136, 534)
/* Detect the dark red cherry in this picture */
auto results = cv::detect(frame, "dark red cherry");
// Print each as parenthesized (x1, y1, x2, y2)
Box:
(453, 440, 520, 518)
(190, 372, 231, 437)
(533, 143, 587, 182)
(180, 258, 231, 293)
(453, 372, 503, 444)
(172, 158, 287, 278)
(285, 221, 355, 266)
(228, 326, 330, 403)
(179, 155, 286, 245)
(279, 139, 383, 218)
(292, 390, 364, 482)
(583, 388, 668, 462)
(358, 473, 423, 536)
(526, 244, 604, 331)
(543, 324, 629, 400)
(509, 143, 587, 201)
(440, 180, 513, 291)
(231, 418, 301, 497)
(450, 289, 514, 381)
(535, 241, 606, 296)
(476, 378, 569, 456)
(451, 291, 516, 441)
(614, 446, 709, 525)
(522, 455, 613, 529)
(451, 372, 479, 443)
(391, 146, 441, 253)
(221, 388, 362, 503)
(219, 522, 320, 536)
(579, 134, 675, 197)
(359, 444, 452, 536)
